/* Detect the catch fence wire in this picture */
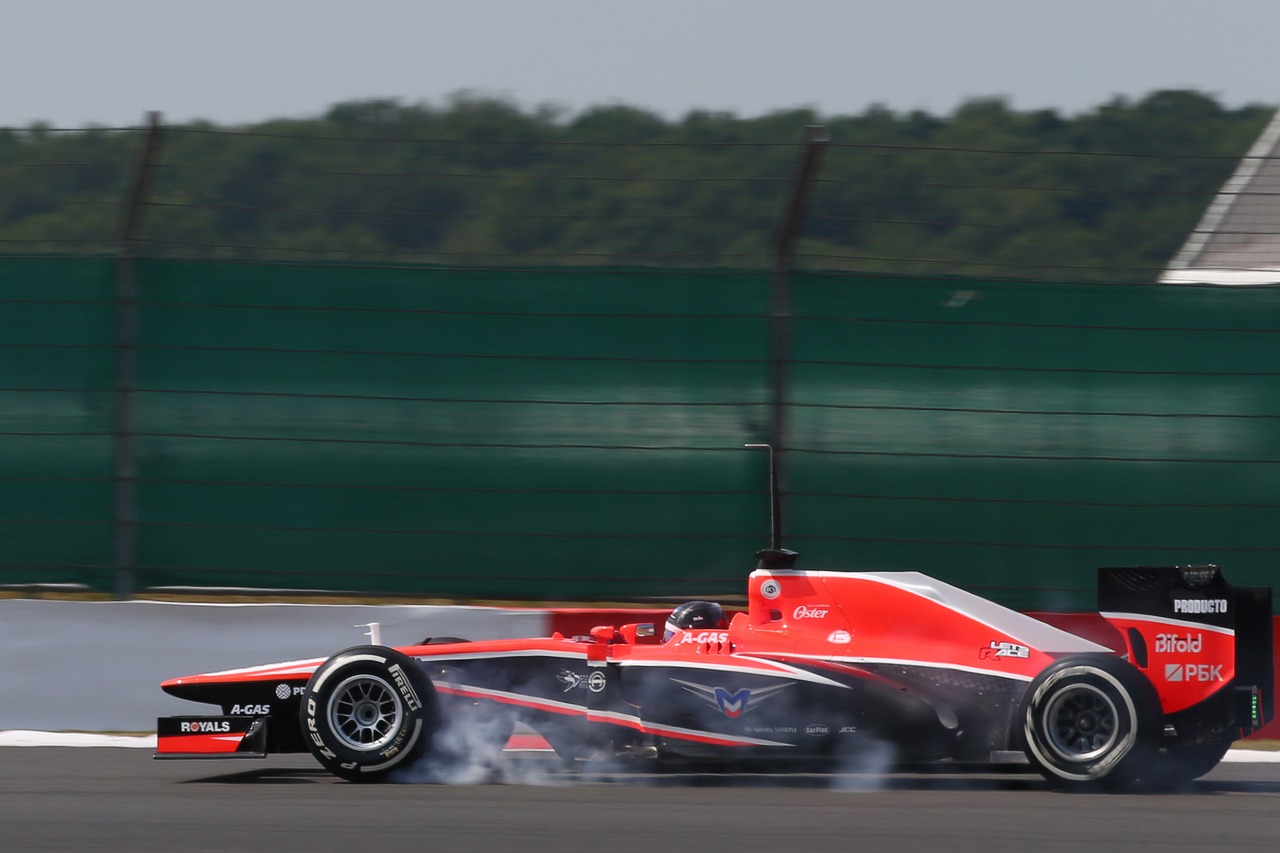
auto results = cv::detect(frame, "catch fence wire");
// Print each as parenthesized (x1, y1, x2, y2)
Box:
(0, 118, 1277, 607)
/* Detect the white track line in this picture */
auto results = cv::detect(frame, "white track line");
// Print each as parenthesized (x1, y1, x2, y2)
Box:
(2, 730, 1279, 762)
(0, 731, 157, 748)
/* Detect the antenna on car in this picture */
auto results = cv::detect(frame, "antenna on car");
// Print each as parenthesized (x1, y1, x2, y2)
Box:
(745, 443, 798, 570)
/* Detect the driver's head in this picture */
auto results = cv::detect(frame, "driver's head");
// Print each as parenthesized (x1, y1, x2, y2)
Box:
(664, 600, 728, 641)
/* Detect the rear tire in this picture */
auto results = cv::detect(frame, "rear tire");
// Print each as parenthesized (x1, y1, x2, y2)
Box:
(1020, 654, 1159, 789)
(1151, 742, 1231, 788)
(301, 645, 437, 782)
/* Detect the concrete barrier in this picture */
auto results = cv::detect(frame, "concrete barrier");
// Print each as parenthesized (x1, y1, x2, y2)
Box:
(7, 598, 1280, 742)
(0, 599, 550, 731)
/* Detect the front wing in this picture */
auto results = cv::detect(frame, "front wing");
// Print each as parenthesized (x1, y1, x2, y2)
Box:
(155, 716, 269, 759)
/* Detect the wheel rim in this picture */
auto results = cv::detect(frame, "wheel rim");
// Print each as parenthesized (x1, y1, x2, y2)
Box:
(1043, 683, 1120, 762)
(327, 674, 404, 751)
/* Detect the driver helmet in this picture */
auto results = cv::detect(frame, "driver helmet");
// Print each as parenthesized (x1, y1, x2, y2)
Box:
(664, 600, 728, 642)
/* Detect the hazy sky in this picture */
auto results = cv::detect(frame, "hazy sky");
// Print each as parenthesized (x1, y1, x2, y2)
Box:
(5, 0, 1277, 128)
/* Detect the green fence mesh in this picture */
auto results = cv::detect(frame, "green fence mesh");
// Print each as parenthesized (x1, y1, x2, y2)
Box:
(3, 258, 1277, 607)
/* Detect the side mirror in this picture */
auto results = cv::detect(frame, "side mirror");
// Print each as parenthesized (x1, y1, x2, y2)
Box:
(619, 623, 658, 644)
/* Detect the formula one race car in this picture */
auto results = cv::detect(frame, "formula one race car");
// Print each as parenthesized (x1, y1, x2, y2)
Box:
(156, 550, 1273, 789)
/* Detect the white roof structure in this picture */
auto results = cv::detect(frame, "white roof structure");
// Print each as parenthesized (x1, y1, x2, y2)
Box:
(1162, 108, 1280, 285)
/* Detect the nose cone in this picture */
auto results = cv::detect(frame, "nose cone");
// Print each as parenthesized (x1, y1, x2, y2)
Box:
(159, 657, 323, 703)
(161, 674, 217, 702)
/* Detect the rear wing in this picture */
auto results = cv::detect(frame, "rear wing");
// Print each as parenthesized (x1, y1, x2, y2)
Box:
(1099, 565, 1273, 739)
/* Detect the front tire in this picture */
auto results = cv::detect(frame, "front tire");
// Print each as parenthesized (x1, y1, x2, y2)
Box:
(301, 645, 437, 782)
(1020, 654, 1158, 789)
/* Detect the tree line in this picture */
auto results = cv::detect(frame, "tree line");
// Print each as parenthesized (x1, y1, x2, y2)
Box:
(0, 90, 1271, 281)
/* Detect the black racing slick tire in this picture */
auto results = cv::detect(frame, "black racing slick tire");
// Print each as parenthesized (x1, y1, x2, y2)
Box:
(301, 645, 437, 783)
(1020, 654, 1159, 789)
(1152, 742, 1231, 788)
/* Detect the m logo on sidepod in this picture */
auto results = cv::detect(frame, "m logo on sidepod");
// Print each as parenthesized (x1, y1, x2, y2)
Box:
(671, 678, 794, 718)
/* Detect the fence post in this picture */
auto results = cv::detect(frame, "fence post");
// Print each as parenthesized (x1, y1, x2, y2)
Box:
(767, 125, 828, 547)
(113, 111, 163, 599)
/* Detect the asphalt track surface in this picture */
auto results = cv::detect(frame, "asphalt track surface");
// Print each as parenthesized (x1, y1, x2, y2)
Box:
(3, 749, 1280, 853)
